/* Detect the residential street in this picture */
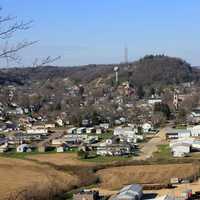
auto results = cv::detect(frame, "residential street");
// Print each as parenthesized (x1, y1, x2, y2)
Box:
(134, 128, 166, 160)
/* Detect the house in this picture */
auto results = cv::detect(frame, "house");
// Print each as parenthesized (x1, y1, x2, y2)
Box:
(112, 184, 143, 200)
(155, 195, 175, 200)
(99, 123, 110, 130)
(96, 142, 134, 156)
(56, 145, 68, 153)
(169, 138, 194, 148)
(16, 107, 24, 115)
(16, 144, 31, 153)
(148, 98, 162, 105)
(171, 143, 190, 157)
(51, 138, 65, 146)
(114, 127, 137, 139)
(15, 132, 44, 142)
(191, 141, 200, 151)
(64, 134, 87, 145)
(77, 127, 86, 134)
(26, 128, 48, 134)
(187, 125, 200, 137)
(56, 118, 63, 127)
(165, 128, 191, 140)
(73, 190, 100, 200)
(86, 127, 95, 134)
(38, 145, 46, 153)
(5, 122, 18, 131)
(96, 128, 103, 134)
(82, 119, 92, 127)
(142, 123, 152, 133)
(84, 136, 99, 144)
(67, 127, 77, 134)
(44, 123, 55, 129)
(0, 143, 8, 153)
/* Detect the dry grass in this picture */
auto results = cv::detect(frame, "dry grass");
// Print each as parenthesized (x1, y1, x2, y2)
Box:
(0, 157, 78, 200)
(27, 153, 95, 167)
(97, 163, 199, 190)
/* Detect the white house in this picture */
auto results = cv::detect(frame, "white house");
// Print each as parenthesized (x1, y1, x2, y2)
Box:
(16, 144, 31, 153)
(114, 127, 137, 138)
(77, 127, 86, 134)
(155, 195, 175, 200)
(56, 118, 63, 127)
(56, 145, 68, 153)
(51, 139, 65, 145)
(142, 123, 152, 133)
(187, 125, 200, 137)
(86, 127, 95, 134)
(0, 143, 8, 153)
(171, 143, 190, 157)
(99, 123, 110, 130)
(27, 128, 48, 134)
(45, 123, 56, 129)
(166, 128, 191, 140)
(148, 98, 162, 105)
(169, 138, 194, 148)
(191, 141, 200, 151)
(113, 184, 143, 200)
(67, 127, 77, 134)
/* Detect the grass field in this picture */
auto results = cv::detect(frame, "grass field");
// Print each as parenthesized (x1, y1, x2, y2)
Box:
(97, 163, 199, 190)
(153, 144, 172, 160)
(1, 149, 200, 199)
(0, 157, 78, 199)
(27, 152, 96, 167)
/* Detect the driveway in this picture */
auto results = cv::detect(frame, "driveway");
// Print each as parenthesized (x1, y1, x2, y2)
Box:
(134, 128, 166, 160)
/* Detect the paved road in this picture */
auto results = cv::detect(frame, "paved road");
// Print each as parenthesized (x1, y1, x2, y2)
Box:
(134, 128, 166, 160)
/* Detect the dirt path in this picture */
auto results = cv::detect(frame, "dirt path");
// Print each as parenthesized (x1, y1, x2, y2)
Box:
(135, 128, 166, 160)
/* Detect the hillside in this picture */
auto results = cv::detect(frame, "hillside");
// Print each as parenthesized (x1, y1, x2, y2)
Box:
(0, 55, 198, 87)
(123, 55, 194, 86)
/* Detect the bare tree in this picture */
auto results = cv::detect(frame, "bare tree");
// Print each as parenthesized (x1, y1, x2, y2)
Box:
(0, 7, 60, 67)
(0, 7, 36, 64)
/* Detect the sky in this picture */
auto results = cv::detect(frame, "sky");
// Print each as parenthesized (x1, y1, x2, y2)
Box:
(1, 0, 200, 67)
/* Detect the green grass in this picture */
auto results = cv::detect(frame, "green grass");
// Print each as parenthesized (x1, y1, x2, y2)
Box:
(99, 131, 113, 141)
(174, 124, 187, 129)
(0, 147, 79, 159)
(81, 155, 132, 163)
(153, 144, 172, 160)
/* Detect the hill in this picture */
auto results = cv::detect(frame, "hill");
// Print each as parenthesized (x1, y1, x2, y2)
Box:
(122, 55, 194, 86)
(0, 55, 198, 87)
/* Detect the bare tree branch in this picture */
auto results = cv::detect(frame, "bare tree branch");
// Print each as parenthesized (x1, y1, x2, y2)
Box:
(0, 7, 60, 67)
(0, 20, 33, 39)
(0, 40, 38, 65)
(32, 56, 61, 67)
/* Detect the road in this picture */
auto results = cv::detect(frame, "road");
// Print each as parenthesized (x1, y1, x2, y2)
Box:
(37, 130, 65, 147)
(134, 128, 166, 160)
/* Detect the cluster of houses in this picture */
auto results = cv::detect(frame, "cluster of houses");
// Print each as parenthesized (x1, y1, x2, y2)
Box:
(95, 123, 153, 156)
(0, 100, 158, 158)
(166, 125, 200, 157)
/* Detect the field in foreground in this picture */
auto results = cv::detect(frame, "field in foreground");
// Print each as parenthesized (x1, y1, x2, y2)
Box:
(27, 153, 96, 166)
(0, 157, 78, 200)
(1, 152, 200, 199)
(97, 163, 199, 190)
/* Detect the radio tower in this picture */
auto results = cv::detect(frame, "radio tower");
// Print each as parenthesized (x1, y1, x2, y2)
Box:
(124, 45, 128, 66)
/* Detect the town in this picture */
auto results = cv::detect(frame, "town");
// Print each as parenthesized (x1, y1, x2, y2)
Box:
(1, 61, 200, 199)
(1, 1, 200, 200)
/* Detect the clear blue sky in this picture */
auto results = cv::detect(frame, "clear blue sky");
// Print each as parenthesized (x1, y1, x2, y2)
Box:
(1, 0, 200, 66)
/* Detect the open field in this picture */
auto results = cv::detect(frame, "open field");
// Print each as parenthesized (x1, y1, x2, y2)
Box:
(97, 163, 199, 190)
(0, 157, 78, 199)
(27, 153, 96, 167)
